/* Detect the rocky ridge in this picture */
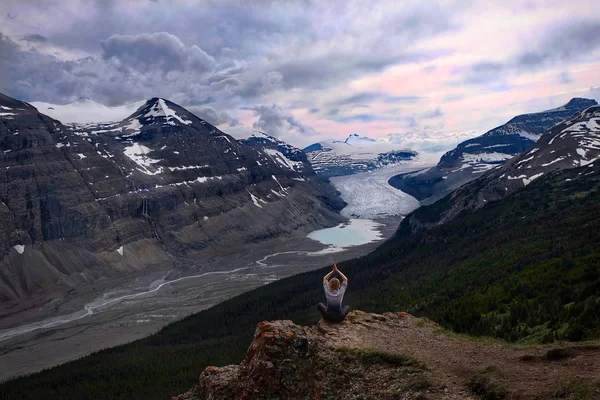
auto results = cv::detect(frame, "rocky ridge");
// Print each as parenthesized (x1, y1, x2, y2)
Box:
(238, 130, 312, 176)
(404, 103, 600, 231)
(390, 98, 597, 202)
(175, 311, 600, 400)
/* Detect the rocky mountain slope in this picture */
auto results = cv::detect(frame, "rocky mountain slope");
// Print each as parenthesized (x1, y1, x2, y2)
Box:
(304, 134, 418, 178)
(404, 103, 600, 231)
(390, 98, 597, 202)
(235, 129, 312, 176)
(176, 311, 600, 400)
(0, 92, 344, 302)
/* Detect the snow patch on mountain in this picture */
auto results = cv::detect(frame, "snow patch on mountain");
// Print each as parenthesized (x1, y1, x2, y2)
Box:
(248, 191, 264, 208)
(31, 97, 146, 124)
(123, 143, 163, 175)
(123, 118, 143, 137)
(457, 152, 512, 173)
(264, 148, 303, 171)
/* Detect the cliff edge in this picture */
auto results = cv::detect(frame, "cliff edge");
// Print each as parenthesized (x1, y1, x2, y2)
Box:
(174, 311, 600, 400)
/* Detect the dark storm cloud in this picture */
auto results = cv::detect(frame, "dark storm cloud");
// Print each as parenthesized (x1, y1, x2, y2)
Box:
(333, 114, 386, 123)
(187, 105, 237, 126)
(333, 92, 422, 107)
(21, 33, 48, 43)
(274, 50, 440, 92)
(335, 92, 381, 106)
(247, 104, 316, 137)
(459, 61, 506, 85)
(421, 107, 444, 119)
(100, 32, 215, 73)
(0, 0, 458, 118)
(45, 1, 302, 58)
(458, 19, 600, 85)
(0, 32, 85, 101)
(0, 31, 220, 106)
(515, 20, 600, 69)
(558, 72, 574, 85)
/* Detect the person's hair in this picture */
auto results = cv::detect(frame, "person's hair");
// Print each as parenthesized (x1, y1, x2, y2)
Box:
(328, 278, 340, 290)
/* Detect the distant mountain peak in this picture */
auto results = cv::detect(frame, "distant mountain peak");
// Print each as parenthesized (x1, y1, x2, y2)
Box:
(564, 97, 598, 109)
(68, 96, 102, 106)
(344, 133, 376, 143)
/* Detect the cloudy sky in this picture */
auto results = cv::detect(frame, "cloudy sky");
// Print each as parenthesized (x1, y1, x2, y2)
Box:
(1, 0, 599, 156)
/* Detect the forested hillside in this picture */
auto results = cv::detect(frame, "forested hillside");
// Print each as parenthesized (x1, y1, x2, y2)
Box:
(2, 164, 599, 400)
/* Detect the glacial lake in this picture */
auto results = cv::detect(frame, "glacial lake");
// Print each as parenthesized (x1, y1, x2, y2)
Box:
(307, 219, 384, 249)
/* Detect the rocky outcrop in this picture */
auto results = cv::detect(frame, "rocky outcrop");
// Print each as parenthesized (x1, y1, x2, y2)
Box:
(175, 311, 435, 400)
(0, 93, 344, 302)
(175, 310, 600, 400)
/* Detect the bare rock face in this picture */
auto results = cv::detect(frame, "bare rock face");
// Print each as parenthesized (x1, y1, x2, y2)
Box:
(0, 93, 344, 302)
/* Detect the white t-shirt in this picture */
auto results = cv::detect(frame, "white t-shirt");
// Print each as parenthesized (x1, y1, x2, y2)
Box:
(323, 281, 347, 310)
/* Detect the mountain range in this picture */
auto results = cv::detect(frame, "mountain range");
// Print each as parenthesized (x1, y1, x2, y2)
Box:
(303, 134, 418, 178)
(389, 98, 598, 202)
(402, 102, 600, 231)
(0, 93, 344, 302)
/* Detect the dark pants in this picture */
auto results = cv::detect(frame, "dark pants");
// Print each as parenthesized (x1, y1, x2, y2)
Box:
(317, 303, 351, 323)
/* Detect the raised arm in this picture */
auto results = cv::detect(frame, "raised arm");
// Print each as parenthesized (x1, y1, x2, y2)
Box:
(333, 263, 348, 284)
(323, 267, 335, 283)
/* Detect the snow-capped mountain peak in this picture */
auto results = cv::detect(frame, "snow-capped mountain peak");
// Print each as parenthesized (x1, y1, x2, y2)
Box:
(128, 98, 195, 128)
(344, 133, 376, 144)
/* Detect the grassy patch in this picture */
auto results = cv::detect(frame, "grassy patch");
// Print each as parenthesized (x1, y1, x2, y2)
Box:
(335, 347, 425, 371)
(413, 317, 437, 328)
(545, 348, 577, 361)
(519, 345, 599, 362)
(402, 373, 432, 392)
(553, 378, 600, 399)
(467, 366, 508, 400)
(434, 327, 519, 347)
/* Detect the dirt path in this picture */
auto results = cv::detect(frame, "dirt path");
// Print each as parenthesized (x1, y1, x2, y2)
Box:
(318, 311, 600, 399)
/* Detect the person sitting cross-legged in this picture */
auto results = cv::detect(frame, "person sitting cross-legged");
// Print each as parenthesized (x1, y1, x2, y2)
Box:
(317, 263, 350, 323)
